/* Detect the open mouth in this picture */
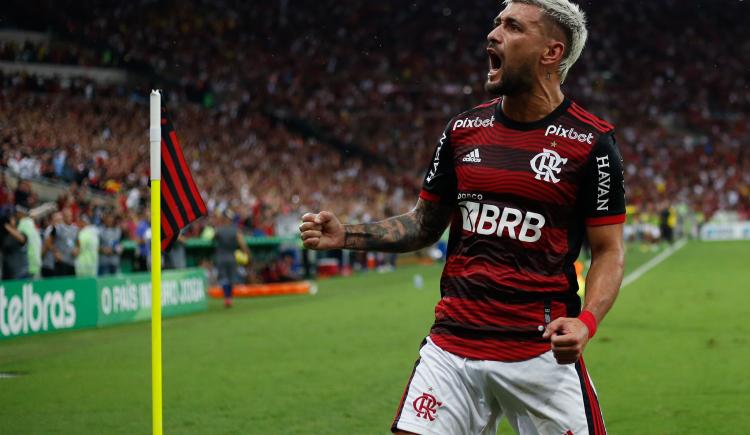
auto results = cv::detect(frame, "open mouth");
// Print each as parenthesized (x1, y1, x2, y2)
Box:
(487, 49, 503, 78)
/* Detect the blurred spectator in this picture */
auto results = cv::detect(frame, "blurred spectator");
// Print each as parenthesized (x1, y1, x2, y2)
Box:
(1, 207, 29, 280)
(659, 205, 676, 245)
(0, 174, 11, 208)
(43, 208, 79, 276)
(199, 217, 215, 240)
(134, 208, 151, 271)
(16, 206, 41, 278)
(164, 232, 188, 270)
(13, 179, 33, 209)
(98, 212, 122, 275)
(75, 215, 99, 277)
(41, 211, 62, 277)
(261, 252, 301, 283)
(7, 151, 40, 180)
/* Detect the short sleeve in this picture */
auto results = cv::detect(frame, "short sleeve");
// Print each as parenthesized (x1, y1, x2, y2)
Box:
(581, 132, 626, 226)
(420, 122, 457, 204)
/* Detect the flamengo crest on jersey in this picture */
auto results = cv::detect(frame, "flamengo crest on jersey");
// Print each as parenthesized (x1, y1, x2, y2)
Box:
(530, 148, 568, 184)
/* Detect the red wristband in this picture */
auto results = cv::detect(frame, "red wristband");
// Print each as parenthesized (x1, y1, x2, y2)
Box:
(578, 310, 598, 338)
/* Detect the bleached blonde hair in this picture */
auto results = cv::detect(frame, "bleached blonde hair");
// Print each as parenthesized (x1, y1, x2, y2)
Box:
(503, 0, 588, 83)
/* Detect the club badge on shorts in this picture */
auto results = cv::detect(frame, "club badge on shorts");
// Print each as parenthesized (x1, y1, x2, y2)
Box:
(413, 392, 442, 421)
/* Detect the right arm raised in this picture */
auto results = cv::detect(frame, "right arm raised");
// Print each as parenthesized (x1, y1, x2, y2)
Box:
(299, 198, 453, 253)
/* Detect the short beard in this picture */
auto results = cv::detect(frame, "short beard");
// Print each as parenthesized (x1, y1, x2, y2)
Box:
(484, 61, 534, 97)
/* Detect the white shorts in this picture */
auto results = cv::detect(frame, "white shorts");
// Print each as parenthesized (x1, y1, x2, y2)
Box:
(391, 337, 606, 435)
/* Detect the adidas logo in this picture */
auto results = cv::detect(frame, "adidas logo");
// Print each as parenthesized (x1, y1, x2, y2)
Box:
(462, 148, 482, 163)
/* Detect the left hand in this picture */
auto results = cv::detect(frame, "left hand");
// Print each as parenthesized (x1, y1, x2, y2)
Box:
(542, 317, 590, 365)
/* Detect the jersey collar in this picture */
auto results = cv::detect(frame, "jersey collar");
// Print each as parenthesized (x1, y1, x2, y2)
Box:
(494, 97, 571, 131)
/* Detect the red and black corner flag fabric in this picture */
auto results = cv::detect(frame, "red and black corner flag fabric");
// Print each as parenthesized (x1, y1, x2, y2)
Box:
(159, 105, 207, 251)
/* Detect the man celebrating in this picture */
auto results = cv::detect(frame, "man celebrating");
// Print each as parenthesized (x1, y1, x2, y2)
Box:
(300, 0, 624, 433)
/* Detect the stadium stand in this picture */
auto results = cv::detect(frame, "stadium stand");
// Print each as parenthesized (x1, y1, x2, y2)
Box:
(0, 0, 748, 267)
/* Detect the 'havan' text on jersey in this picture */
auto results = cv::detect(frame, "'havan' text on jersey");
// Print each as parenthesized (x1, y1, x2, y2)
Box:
(419, 98, 626, 362)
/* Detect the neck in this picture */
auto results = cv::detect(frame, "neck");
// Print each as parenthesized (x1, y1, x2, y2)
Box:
(501, 80, 564, 123)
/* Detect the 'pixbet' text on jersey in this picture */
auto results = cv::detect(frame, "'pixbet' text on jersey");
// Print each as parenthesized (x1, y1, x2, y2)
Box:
(544, 124, 594, 143)
(419, 97, 626, 362)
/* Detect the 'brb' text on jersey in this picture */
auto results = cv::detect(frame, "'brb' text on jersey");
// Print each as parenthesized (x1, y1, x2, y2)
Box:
(421, 98, 626, 362)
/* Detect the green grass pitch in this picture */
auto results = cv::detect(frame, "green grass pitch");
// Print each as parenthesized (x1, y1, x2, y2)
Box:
(1, 241, 748, 434)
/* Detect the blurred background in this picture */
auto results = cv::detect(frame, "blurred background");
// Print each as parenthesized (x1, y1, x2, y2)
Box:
(0, 1, 748, 434)
(0, 0, 748, 281)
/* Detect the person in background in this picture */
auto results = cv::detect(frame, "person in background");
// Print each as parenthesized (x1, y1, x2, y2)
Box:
(75, 214, 99, 277)
(214, 211, 250, 308)
(0, 173, 11, 208)
(261, 252, 300, 283)
(659, 203, 675, 245)
(45, 208, 78, 276)
(41, 211, 62, 277)
(1, 207, 29, 280)
(16, 206, 41, 278)
(122, 210, 139, 241)
(13, 179, 33, 209)
(98, 212, 122, 275)
(165, 232, 188, 270)
(200, 216, 216, 241)
(135, 208, 151, 271)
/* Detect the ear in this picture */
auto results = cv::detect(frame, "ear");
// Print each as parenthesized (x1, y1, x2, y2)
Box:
(540, 39, 565, 66)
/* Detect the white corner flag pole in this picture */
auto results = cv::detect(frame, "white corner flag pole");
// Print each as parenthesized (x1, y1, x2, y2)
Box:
(149, 90, 164, 435)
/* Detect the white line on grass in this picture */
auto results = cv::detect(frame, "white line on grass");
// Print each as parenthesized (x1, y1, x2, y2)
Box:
(621, 239, 688, 288)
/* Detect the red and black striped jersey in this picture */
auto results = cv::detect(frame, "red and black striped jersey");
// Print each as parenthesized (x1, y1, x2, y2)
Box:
(420, 97, 625, 362)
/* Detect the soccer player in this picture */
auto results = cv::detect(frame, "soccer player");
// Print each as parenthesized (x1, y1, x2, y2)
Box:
(299, 0, 624, 433)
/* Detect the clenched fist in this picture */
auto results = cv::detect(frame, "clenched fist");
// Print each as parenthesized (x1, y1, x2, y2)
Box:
(299, 211, 345, 250)
(542, 317, 591, 365)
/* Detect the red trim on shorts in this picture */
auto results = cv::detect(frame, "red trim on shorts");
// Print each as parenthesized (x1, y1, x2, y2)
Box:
(585, 214, 625, 226)
(391, 357, 421, 433)
(419, 190, 441, 202)
(577, 358, 607, 434)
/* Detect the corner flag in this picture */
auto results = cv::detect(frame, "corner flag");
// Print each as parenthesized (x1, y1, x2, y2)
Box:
(149, 90, 206, 435)
(159, 99, 208, 251)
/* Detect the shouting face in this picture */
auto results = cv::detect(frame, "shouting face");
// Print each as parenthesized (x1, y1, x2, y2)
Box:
(485, 3, 562, 96)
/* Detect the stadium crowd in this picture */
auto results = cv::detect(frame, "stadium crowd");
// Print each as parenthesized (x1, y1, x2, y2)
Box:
(13, 0, 741, 219)
(0, 0, 748, 279)
(0, 38, 114, 68)
(0, 72, 416, 226)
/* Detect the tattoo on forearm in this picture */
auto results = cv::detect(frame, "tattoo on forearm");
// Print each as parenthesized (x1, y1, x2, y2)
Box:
(343, 200, 451, 253)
